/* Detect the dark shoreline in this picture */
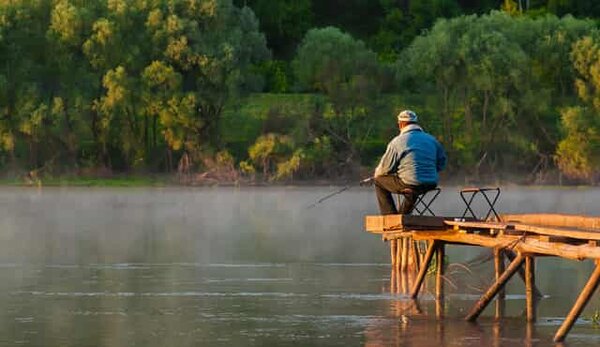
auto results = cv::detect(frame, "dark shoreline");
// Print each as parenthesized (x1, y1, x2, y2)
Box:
(0, 173, 596, 188)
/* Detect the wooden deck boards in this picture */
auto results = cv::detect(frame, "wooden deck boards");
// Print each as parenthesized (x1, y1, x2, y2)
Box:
(366, 213, 600, 242)
(365, 215, 447, 233)
(501, 213, 600, 230)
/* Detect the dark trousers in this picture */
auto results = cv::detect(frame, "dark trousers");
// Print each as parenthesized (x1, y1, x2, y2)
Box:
(374, 175, 436, 215)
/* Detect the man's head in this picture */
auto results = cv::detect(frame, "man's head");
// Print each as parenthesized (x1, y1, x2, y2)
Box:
(397, 110, 418, 129)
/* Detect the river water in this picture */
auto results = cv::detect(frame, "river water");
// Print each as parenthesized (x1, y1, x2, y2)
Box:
(0, 186, 599, 346)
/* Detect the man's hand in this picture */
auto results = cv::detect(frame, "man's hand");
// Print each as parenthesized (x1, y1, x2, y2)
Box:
(360, 177, 374, 186)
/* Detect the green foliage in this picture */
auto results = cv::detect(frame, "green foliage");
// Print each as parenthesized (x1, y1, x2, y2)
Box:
(555, 34, 600, 183)
(292, 27, 383, 170)
(556, 107, 600, 182)
(0, 0, 269, 173)
(233, 0, 312, 59)
(247, 132, 299, 181)
(293, 27, 380, 95)
(372, 0, 462, 61)
(398, 11, 594, 177)
(592, 309, 600, 327)
(257, 60, 291, 93)
(274, 149, 303, 181)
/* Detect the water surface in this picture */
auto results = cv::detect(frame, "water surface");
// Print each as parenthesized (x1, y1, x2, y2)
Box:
(0, 186, 599, 346)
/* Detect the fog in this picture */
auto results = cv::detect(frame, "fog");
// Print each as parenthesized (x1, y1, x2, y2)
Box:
(0, 186, 598, 346)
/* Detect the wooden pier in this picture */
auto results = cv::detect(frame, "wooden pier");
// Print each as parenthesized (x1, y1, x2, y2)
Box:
(365, 212, 600, 342)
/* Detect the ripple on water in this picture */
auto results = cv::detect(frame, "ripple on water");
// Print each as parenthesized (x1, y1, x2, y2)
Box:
(12, 291, 311, 298)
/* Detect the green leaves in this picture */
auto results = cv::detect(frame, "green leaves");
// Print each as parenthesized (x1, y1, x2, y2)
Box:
(555, 34, 600, 183)
(0, 0, 269, 172)
(399, 11, 595, 176)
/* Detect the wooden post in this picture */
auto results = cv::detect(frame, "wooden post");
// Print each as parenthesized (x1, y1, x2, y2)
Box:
(411, 239, 421, 271)
(525, 255, 536, 322)
(405, 239, 415, 272)
(494, 248, 505, 319)
(526, 322, 534, 347)
(390, 267, 397, 293)
(419, 240, 428, 265)
(411, 240, 420, 271)
(492, 321, 502, 347)
(390, 239, 397, 267)
(554, 261, 600, 342)
(401, 237, 409, 272)
(436, 242, 445, 318)
(410, 241, 437, 298)
(401, 267, 409, 293)
(466, 253, 525, 322)
(396, 238, 402, 271)
(506, 250, 543, 298)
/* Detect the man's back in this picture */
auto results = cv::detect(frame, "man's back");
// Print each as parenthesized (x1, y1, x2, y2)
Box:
(375, 126, 446, 187)
(391, 129, 446, 186)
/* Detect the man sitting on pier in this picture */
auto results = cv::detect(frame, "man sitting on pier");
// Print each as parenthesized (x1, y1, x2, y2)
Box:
(373, 110, 447, 215)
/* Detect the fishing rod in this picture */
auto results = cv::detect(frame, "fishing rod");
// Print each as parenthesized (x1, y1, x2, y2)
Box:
(306, 177, 374, 209)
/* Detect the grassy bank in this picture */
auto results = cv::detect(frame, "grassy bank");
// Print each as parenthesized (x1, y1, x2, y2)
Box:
(0, 175, 169, 187)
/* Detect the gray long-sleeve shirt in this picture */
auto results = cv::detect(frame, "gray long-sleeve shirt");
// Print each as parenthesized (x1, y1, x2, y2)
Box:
(374, 124, 447, 186)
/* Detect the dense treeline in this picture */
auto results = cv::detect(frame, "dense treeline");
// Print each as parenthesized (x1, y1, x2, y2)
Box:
(0, 0, 599, 184)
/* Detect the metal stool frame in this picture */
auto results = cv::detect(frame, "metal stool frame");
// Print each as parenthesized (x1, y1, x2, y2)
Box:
(459, 187, 501, 220)
(397, 187, 442, 216)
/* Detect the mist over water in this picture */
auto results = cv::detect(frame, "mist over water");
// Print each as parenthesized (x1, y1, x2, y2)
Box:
(0, 186, 599, 346)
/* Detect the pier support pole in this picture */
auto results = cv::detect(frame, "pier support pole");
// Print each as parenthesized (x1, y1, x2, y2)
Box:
(436, 242, 445, 318)
(494, 248, 506, 319)
(554, 261, 600, 342)
(401, 237, 409, 272)
(390, 240, 397, 267)
(411, 240, 420, 271)
(410, 241, 437, 298)
(526, 322, 535, 347)
(466, 253, 524, 322)
(506, 250, 542, 298)
(396, 238, 402, 271)
(525, 255, 536, 322)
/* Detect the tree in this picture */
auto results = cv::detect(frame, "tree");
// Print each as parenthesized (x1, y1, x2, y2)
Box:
(555, 35, 600, 182)
(293, 27, 382, 168)
(233, 0, 312, 59)
(555, 107, 600, 183)
(398, 11, 594, 177)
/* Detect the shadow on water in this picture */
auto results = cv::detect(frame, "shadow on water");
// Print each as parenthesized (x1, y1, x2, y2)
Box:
(0, 186, 599, 346)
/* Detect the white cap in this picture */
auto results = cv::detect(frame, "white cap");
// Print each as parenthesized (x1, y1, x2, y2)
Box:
(397, 110, 418, 123)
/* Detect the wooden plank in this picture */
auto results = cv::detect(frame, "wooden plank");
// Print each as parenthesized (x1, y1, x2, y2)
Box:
(410, 230, 600, 260)
(501, 213, 600, 230)
(513, 223, 600, 241)
(365, 215, 447, 233)
(538, 235, 571, 243)
(445, 220, 509, 230)
(441, 219, 600, 241)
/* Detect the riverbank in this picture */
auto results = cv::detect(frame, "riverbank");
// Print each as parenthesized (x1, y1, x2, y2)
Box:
(0, 173, 596, 188)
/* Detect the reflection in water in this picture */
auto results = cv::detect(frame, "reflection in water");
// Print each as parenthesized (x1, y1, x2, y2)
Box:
(365, 246, 599, 346)
(0, 187, 599, 346)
